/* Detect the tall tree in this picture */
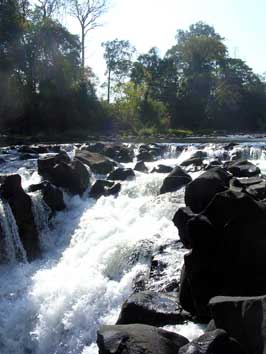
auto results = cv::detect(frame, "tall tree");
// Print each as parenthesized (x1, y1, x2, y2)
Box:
(102, 39, 135, 102)
(69, 0, 109, 69)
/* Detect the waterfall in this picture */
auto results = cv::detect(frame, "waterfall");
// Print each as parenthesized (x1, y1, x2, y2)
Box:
(30, 192, 52, 252)
(0, 198, 27, 263)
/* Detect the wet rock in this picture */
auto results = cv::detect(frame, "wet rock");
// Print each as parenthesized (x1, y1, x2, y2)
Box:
(185, 167, 231, 213)
(75, 150, 116, 175)
(179, 329, 245, 354)
(19, 153, 37, 160)
(224, 142, 239, 150)
(97, 324, 189, 354)
(107, 168, 135, 181)
(117, 291, 188, 326)
(160, 166, 192, 194)
(209, 295, 266, 354)
(0, 174, 40, 261)
(134, 161, 148, 173)
(89, 180, 121, 199)
(86, 142, 106, 153)
(29, 181, 65, 213)
(225, 159, 260, 177)
(205, 159, 222, 170)
(151, 165, 173, 174)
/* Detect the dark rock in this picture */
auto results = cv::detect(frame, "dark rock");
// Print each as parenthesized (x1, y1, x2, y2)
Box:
(225, 159, 260, 177)
(97, 324, 189, 354)
(179, 329, 245, 354)
(172, 207, 196, 248)
(224, 142, 239, 150)
(205, 159, 222, 170)
(29, 181, 65, 212)
(75, 150, 116, 174)
(116, 291, 188, 326)
(86, 142, 105, 153)
(0, 174, 40, 261)
(160, 166, 192, 194)
(134, 161, 148, 173)
(38, 152, 71, 180)
(180, 157, 203, 168)
(104, 144, 134, 163)
(137, 151, 155, 162)
(185, 167, 231, 213)
(52, 160, 90, 195)
(151, 165, 173, 174)
(209, 295, 266, 354)
(89, 180, 121, 199)
(107, 168, 135, 181)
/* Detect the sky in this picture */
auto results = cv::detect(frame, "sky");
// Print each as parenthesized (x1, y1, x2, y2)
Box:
(65, 0, 266, 95)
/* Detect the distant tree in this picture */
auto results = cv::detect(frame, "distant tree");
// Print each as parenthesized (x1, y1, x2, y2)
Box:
(68, 0, 109, 69)
(102, 39, 135, 102)
(34, 0, 64, 19)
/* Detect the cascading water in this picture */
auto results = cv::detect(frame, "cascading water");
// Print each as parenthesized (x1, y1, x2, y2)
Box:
(0, 199, 27, 263)
(1, 139, 266, 354)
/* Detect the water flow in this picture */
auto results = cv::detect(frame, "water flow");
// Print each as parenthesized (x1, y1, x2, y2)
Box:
(0, 199, 27, 263)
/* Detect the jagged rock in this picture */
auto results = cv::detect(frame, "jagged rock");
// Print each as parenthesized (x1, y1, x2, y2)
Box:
(160, 166, 192, 194)
(136, 151, 155, 162)
(209, 295, 266, 354)
(107, 168, 135, 181)
(116, 291, 188, 326)
(89, 180, 121, 199)
(134, 161, 148, 173)
(75, 149, 116, 174)
(97, 324, 189, 354)
(172, 207, 196, 248)
(29, 181, 65, 213)
(0, 174, 40, 261)
(179, 329, 245, 354)
(185, 167, 231, 213)
(151, 165, 173, 174)
(225, 159, 260, 177)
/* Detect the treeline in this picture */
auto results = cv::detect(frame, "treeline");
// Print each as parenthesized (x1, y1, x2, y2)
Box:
(1, 1, 266, 136)
(0, 0, 106, 135)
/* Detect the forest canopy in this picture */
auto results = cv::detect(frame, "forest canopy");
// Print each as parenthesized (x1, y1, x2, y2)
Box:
(1, 0, 266, 136)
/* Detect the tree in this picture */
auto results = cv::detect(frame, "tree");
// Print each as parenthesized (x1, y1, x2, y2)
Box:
(102, 39, 135, 102)
(68, 0, 109, 69)
(34, 0, 64, 20)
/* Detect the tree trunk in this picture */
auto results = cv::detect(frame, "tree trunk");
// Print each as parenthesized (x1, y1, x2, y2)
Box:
(107, 67, 111, 103)
(81, 25, 85, 71)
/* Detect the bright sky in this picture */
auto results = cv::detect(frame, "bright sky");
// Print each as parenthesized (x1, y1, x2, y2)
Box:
(65, 0, 266, 94)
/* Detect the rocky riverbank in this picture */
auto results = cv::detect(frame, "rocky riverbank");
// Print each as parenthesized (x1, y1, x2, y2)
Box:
(1, 140, 266, 353)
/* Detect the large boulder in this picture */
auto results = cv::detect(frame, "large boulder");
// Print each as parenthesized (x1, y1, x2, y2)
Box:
(75, 149, 116, 174)
(225, 159, 260, 177)
(0, 174, 40, 261)
(172, 207, 196, 249)
(107, 168, 135, 181)
(38, 153, 90, 195)
(116, 291, 187, 326)
(97, 324, 188, 354)
(179, 329, 245, 354)
(104, 144, 134, 163)
(160, 166, 192, 194)
(185, 167, 231, 213)
(89, 180, 121, 199)
(209, 295, 266, 354)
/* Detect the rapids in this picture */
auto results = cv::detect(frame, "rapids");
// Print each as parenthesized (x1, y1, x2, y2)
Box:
(0, 140, 266, 354)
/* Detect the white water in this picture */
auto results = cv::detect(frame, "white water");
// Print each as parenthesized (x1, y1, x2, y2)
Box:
(1, 141, 266, 354)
